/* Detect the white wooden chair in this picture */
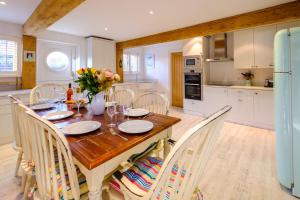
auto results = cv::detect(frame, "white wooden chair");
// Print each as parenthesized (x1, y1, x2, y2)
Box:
(110, 89, 135, 108)
(8, 95, 23, 177)
(30, 83, 66, 104)
(106, 106, 231, 200)
(26, 110, 89, 200)
(133, 92, 169, 115)
(15, 103, 37, 199)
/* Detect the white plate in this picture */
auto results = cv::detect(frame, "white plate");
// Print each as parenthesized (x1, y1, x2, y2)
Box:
(125, 108, 150, 117)
(43, 111, 74, 121)
(30, 103, 55, 111)
(62, 121, 101, 135)
(118, 120, 154, 134)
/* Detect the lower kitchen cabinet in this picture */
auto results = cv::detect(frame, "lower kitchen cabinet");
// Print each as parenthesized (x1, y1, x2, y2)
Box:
(183, 86, 274, 129)
(253, 90, 274, 129)
(204, 86, 228, 116)
(227, 89, 254, 125)
(227, 88, 274, 129)
(0, 92, 30, 145)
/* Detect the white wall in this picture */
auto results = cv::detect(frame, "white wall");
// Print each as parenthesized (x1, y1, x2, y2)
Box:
(123, 47, 144, 81)
(0, 21, 23, 90)
(37, 30, 87, 67)
(143, 40, 184, 99)
(36, 30, 87, 84)
(0, 20, 22, 38)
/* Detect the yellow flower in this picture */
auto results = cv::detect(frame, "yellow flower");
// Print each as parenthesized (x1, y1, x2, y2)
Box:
(76, 68, 84, 75)
(114, 74, 121, 82)
(91, 68, 97, 74)
(84, 68, 89, 73)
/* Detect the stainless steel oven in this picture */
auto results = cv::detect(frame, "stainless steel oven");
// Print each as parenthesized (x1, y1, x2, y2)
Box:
(184, 69, 202, 100)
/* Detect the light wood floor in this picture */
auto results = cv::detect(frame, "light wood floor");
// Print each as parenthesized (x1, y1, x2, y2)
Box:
(0, 108, 297, 200)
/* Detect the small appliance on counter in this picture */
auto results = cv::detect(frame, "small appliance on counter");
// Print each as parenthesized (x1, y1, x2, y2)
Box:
(264, 79, 274, 88)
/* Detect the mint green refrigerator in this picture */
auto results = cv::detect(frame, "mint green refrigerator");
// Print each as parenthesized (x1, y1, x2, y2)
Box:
(274, 27, 300, 197)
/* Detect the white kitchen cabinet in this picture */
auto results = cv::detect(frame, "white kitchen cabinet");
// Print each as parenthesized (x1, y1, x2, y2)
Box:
(0, 92, 30, 145)
(234, 29, 254, 69)
(254, 25, 277, 68)
(253, 90, 274, 129)
(204, 86, 228, 116)
(227, 89, 254, 125)
(234, 25, 276, 69)
(183, 99, 206, 115)
(87, 37, 116, 72)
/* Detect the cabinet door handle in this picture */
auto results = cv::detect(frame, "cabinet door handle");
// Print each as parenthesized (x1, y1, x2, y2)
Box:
(238, 99, 243, 102)
(254, 92, 258, 95)
(269, 64, 274, 67)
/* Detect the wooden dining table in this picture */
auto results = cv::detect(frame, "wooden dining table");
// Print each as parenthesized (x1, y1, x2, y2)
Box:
(35, 103, 180, 200)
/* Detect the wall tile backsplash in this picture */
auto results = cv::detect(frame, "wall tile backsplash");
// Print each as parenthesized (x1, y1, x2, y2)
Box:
(208, 61, 273, 86)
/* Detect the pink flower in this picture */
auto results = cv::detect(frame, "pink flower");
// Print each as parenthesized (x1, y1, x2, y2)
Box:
(104, 70, 114, 80)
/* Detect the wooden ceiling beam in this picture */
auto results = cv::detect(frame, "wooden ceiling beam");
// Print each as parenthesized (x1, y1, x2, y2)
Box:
(116, 1, 300, 49)
(23, 0, 86, 35)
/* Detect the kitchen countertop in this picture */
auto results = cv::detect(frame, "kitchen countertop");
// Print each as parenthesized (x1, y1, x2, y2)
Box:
(205, 85, 273, 91)
(0, 89, 31, 97)
(113, 80, 157, 86)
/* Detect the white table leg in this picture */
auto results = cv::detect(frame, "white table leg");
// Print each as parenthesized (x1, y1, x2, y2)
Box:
(164, 127, 173, 158)
(82, 166, 104, 200)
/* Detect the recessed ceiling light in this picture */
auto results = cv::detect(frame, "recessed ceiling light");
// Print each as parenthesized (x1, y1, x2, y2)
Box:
(0, 1, 7, 5)
(104, 27, 108, 31)
(149, 10, 154, 15)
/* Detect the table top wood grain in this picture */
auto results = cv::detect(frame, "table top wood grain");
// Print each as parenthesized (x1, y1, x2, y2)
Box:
(35, 104, 180, 170)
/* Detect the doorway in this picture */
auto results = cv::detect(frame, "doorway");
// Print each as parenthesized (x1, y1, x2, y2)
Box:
(171, 52, 183, 107)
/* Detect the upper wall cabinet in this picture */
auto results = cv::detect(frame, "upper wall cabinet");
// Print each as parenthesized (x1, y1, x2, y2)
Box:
(234, 29, 254, 69)
(254, 25, 277, 68)
(234, 25, 276, 69)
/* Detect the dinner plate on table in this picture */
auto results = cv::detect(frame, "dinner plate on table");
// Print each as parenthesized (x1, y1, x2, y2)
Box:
(43, 111, 74, 121)
(118, 120, 154, 134)
(62, 121, 101, 135)
(124, 108, 150, 117)
(30, 103, 55, 111)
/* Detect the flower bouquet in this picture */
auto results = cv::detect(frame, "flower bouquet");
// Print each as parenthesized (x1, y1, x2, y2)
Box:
(75, 68, 120, 115)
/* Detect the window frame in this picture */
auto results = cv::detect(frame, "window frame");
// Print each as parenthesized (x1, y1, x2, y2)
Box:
(0, 35, 22, 77)
(123, 53, 140, 75)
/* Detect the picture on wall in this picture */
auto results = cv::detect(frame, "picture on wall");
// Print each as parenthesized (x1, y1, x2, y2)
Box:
(24, 50, 36, 62)
(145, 54, 155, 69)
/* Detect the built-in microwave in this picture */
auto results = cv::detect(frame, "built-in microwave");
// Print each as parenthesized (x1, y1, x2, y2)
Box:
(184, 56, 201, 68)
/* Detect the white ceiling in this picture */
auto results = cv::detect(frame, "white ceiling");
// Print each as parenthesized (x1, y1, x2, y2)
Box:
(0, 0, 40, 24)
(52, 0, 293, 41)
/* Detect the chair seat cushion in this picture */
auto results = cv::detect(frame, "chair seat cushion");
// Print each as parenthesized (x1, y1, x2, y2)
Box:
(111, 156, 202, 199)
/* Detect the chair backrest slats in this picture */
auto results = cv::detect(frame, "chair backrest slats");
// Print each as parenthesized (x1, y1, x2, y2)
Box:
(133, 92, 169, 115)
(147, 106, 231, 200)
(110, 89, 135, 108)
(26, 110, 81, 200)
(30, 83, 66, 104)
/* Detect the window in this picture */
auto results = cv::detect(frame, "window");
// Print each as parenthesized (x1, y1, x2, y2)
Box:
(46, 51, 69, 71)
(0, 40, 18, 72)
(123, 53, 139, 73)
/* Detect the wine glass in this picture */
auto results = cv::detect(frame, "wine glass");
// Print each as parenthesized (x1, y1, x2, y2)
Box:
(73, 87, 84, 117)
(107, 105, 116, 127)
(55, 87, 65, 109)
(117, 105, 126, 122)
